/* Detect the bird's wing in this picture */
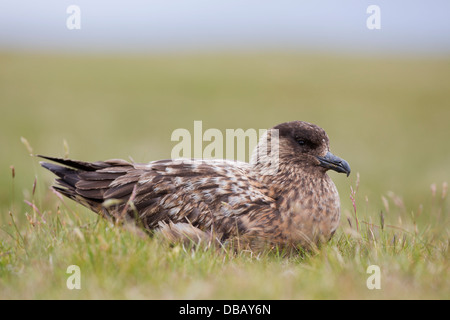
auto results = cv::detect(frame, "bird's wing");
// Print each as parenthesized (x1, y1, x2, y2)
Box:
(112, 159, 277, 236)
(40, 156, 277, 238)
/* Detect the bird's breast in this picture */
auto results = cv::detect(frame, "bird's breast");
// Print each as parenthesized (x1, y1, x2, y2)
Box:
(277, 174, 341, 247)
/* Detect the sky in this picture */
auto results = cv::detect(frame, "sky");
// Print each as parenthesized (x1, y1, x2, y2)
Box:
(0, 0, 449, 55)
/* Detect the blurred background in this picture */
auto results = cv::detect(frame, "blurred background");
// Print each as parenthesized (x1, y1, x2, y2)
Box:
(1, 0, 449, 223)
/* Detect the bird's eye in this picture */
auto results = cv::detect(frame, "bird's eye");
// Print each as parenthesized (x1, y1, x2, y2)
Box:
(297, 140, 305, 146)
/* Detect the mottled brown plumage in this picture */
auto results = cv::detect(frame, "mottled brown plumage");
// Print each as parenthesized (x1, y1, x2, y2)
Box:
(40, 121, 350, 251)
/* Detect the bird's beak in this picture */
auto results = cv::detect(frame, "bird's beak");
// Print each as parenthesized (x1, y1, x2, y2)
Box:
(316, 151, 351, 177)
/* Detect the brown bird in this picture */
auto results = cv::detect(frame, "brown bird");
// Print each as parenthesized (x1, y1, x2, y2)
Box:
(40, 121, 350, 251)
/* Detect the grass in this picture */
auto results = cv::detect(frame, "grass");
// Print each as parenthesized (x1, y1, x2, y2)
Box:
(0, 51, 449, 299)
(1, 179, 448, 299)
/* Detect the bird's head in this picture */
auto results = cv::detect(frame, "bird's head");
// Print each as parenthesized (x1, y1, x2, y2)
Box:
(269, 121, 351, 177)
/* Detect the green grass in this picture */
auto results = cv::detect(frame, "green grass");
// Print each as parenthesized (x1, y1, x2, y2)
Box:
(0, 51, 449, 299)
(1, 184, 448, 299)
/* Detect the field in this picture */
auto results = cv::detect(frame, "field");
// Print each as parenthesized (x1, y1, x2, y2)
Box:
(0, 51, 449, 299)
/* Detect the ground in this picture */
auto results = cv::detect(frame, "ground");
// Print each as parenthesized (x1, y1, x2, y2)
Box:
(0, 52, 449, 299)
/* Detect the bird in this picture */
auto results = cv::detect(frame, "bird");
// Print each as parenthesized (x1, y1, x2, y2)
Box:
(39, 121, 350, 251)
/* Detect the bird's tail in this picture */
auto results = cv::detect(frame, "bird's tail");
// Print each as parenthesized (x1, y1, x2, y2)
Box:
(39, 155, 132, 214)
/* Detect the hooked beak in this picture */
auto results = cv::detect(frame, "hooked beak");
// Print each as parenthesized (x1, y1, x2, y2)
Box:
(316, 151, 351, 177)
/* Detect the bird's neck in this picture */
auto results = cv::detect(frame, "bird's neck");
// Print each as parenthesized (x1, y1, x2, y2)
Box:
(253, 158, 339, 214)
(255, 160, 326, 195)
